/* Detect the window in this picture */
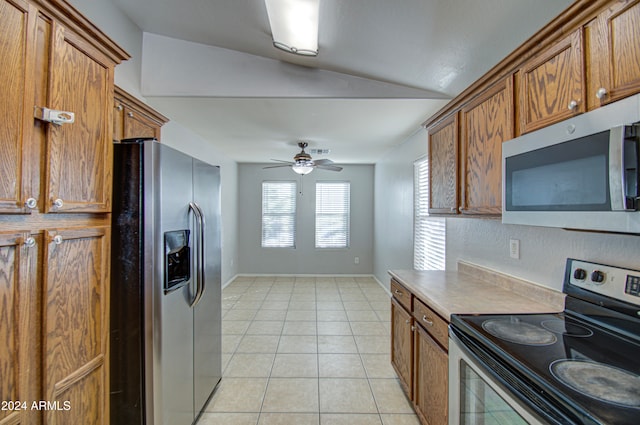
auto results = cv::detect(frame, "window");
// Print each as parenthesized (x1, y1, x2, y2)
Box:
(414, 157, 446, 270)
(315, 182, 350, 248)
(262, 181, 297, 248)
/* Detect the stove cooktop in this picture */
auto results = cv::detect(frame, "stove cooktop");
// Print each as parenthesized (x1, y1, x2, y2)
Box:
(451, 311, 640, 425)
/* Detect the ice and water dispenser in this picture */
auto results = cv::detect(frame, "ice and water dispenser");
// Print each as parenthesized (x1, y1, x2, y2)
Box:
(164, 230, 190, 293)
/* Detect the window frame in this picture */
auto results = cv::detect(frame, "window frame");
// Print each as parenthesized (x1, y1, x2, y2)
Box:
(315, 181, 351, 249)
(261, 180, 297, 248)
(414, 156, 446, 270)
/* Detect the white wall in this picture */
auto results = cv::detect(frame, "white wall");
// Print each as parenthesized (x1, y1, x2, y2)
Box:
(68, 0, 240, 285)
(237, 163, 374, 275)
(373, 129, 428, 288)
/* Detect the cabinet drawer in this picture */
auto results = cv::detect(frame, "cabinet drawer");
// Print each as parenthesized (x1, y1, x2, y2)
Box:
(413, 298, 448, 350)
(390, 279, 412, 311)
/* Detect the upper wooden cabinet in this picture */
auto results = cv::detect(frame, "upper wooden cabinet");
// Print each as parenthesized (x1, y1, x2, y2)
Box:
(460, 76, 514, 215)
(1, 0, 33, 214)
(113, 86, 168, 142)
(518, 29, 585, 134)
(0, 0, 129, 215)
(586, 0, 640, 109)
(428, 114, 459, 215)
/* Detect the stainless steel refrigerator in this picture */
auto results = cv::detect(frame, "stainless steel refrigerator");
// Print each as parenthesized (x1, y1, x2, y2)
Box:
(110, 138, 222, 425)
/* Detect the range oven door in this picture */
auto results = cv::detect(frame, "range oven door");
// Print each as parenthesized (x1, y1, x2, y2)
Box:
(449, 332, 548, 425)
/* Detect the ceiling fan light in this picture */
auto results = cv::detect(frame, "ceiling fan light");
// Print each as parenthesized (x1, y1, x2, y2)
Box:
(265, 0, 319, 56)
(292, 164, 314, 175)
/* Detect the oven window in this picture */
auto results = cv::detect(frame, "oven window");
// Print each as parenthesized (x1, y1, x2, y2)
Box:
(460, 361, 528, 425)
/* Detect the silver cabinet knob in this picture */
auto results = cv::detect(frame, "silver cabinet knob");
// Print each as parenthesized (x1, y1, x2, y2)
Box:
(53, 235, 63, 245)
(53, 198, 64, 209)
(24, 237, 36, 248)
(596, 87, 607, 99)
(568, 100, 578, 110)
(25, 197, 37, 209)
(127, 112, 134, 117)
(116, 104, 123, 111)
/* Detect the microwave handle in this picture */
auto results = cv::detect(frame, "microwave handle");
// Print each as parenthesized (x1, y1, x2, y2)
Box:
(609, 125, 639, 211)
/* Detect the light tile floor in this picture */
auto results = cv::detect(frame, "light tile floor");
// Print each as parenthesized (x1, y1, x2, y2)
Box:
(198, 276, 421, 425)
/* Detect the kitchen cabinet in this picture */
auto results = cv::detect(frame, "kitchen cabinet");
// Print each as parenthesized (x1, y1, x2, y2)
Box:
(42, 226, 110, 425)
(414, 324, 448, 425)
(460, 76, 514, 215)
(586, 0, 640, 109)
(0, 231, 40, 425)
(0, 0, 128, 423)
(518, 29, 585, 134)
(390, 279, 449, 425)
(427, 114, 459, 215)
(1, 0, 127, 214)
(391, 297, 414, 397)
(113, 85, 168, 142)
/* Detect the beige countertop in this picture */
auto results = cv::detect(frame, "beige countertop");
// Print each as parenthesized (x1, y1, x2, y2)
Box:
(388, 262, 565, 321)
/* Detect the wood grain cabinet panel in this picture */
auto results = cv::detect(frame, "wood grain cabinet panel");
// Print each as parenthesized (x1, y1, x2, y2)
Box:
(113, 86, 168, 142)
(518, 29, 585, 133)
(1, 1, 127, 424)
(0, 0, 34, 214)
(44, 25, 114, 214)
(0, 232, 40, 425)
(43, 227, 110, 425)
(414, 325, 448, 425)
(428, 114, 459, 215)
(460, 76, 514, 215)
(587, 0, 640, 109)
(391, 298, 413, 398)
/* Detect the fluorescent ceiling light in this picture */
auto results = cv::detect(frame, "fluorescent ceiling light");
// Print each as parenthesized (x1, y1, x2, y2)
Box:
(265, 0, 319, 56)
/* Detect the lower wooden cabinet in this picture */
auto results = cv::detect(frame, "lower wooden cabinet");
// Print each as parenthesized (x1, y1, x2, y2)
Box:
(0, 226, 110, 424)
(390, 280, 449, 425)
(391, 298, 414, 397)
(414, 325, 448, 425)
(0, 232, 40, 425)
(42, 226, 110, 425)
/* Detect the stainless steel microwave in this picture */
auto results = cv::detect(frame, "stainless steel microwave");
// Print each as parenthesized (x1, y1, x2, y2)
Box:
(502, 94, 640, 234)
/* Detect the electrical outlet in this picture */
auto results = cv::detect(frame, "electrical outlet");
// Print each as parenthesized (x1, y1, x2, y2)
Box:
(354, 257, 360, 265)
(509, 239, 520, 259)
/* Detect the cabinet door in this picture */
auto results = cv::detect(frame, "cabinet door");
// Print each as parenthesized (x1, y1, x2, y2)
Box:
(0, 232, 40, 425)
(44, 22, 114, 213)
(587, 0, 640, 109)
(414, 325, 448, 425)
(428, 114, 459, 214)
(460, 76, 514, 215)
(123, 106, 160, 140)
(42, 227, 110, 425)
(391, 298, 413, 398)
(519, 29, 585, 133)
(0, 0, 35, 214)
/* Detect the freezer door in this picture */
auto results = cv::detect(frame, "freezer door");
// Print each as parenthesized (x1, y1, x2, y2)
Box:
(192, 159, 222, 416)
(155, 143, 195, 425)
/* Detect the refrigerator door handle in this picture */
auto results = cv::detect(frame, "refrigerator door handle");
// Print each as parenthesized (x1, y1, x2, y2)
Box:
(189, 202, 205, 307)
(194, 202, 206, 304)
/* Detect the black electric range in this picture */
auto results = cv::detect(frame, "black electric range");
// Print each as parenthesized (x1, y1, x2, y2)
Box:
(450, 259, 640, 425)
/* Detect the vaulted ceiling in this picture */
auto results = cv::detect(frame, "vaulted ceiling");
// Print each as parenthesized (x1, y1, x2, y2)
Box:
(111, 0, 572, 163)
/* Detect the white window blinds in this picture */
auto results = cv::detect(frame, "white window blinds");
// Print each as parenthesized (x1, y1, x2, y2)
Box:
(414, 157, 446, 270)
(262, 181, 297, 248)
(315, 182, 350, 248)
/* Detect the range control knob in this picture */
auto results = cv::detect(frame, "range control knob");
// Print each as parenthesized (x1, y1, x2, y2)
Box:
(591, 270, 605, 284)
(573, 268, 587, 280)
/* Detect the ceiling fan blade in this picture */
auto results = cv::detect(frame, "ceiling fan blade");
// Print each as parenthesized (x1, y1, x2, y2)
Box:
(263, 164, 293, 169)
(315, 164, 343, 172)
(312, 158, 334, 165)
(270, 159, 295, 164)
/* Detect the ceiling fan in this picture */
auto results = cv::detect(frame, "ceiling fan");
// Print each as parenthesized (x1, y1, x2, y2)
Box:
(264, 142, 343, 175)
